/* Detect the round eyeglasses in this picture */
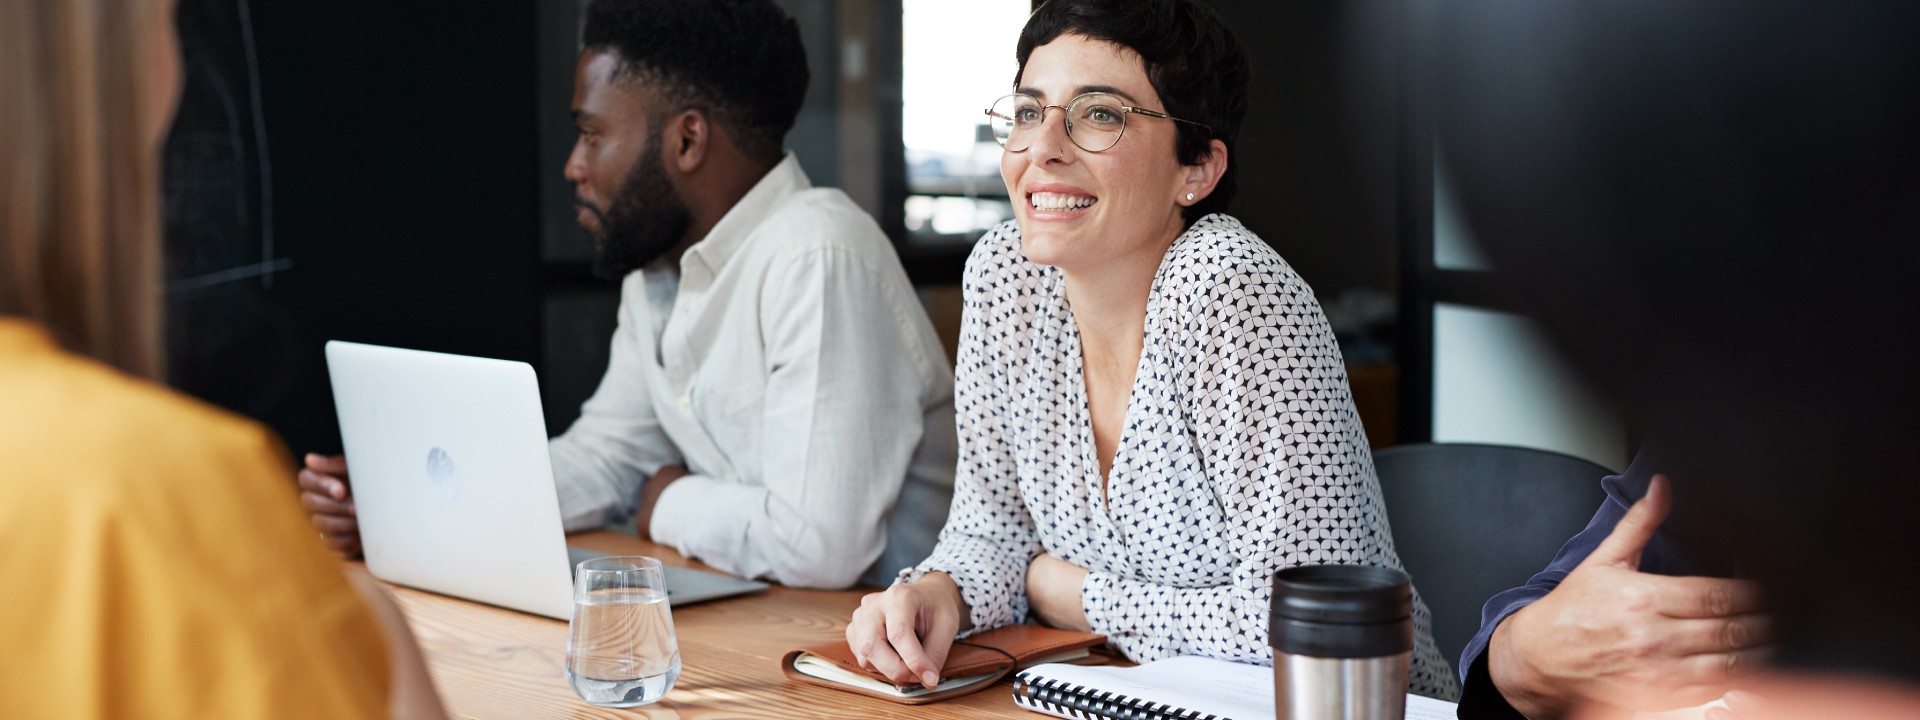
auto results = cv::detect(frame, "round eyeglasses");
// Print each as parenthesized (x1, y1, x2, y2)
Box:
(984, 93, 1211, 153)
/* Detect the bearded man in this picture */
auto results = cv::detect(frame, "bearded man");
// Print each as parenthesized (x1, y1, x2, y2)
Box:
(299, 0, 956, 590)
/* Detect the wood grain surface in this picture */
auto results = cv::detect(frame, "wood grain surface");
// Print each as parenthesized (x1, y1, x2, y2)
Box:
(376, 531, 1044, 719)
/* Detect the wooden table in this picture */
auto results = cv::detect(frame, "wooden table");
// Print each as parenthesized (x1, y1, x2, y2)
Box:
(382, 531, 1041, 719)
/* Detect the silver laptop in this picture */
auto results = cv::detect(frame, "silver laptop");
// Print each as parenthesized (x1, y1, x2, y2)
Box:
(326, 340, 767, 620)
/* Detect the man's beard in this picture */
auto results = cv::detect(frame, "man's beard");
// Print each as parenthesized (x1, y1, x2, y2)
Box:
(586, 131, 691, 280)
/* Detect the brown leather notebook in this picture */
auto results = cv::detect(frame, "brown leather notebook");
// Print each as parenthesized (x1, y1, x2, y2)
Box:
(781, 625, 1107, 705)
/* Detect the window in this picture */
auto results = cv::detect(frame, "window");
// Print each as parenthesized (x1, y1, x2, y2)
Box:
(900, 0, 1029, 243)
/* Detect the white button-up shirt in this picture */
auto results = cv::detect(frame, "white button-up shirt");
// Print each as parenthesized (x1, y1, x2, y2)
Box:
(548, 154, 957, 589)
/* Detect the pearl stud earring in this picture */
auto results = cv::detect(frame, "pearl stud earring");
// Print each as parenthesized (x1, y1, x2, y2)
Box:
(1185, 192, 1195, 202)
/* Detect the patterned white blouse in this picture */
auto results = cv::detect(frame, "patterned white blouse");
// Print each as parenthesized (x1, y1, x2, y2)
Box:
(902, 214, 1458, 699)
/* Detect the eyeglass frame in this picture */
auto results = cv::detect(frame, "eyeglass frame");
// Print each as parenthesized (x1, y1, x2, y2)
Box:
(983, 92, 1212, 153)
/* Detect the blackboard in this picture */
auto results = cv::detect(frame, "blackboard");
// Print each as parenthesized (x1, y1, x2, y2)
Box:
(162, 0, 544, 455)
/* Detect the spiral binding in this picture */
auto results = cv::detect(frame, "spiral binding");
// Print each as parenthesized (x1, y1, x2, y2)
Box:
(1012, 672, 1223, 720)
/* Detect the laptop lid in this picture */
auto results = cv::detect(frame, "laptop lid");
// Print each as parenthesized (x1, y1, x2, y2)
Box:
(327, 341, 575, 619)
(327, 341, 769, 618)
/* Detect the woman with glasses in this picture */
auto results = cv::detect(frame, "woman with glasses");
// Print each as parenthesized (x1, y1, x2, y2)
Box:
(844, 0, 1456, 698)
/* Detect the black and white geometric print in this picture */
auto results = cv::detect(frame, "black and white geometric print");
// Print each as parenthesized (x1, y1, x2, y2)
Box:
(902, 214, 1459, 699)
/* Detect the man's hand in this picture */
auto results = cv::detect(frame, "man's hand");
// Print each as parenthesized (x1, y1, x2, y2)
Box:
(1026, 552, 1092, 632)
(633, 464, 688, 541)
(298, 454, 361, 557)
(846, 571, 970, 689)
(1490, 474, 1770, 718)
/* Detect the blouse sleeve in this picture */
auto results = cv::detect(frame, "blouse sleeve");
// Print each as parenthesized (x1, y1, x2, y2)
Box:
(1081, 249, 1398, 666)
(899, 227, 1044, 634)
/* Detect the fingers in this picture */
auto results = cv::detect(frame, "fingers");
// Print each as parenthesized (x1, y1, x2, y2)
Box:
(918, 606, 960, 688)
(847, 591, 925, 687)
(300, 463, 361, 559)
(310, 506, 361, 556)
(1663, 614, 1772, 656)
(847, 585, 959, 689)
(1653, 576, 1766, 618)
(1585, 473, 1673, 569)
(1677, 647, 1769, 686)
(312, 512, 359, 536)
(885, 601, 942, 688)
(301, 489, 356, 518)
(324, 532, 363, 557)
(305, 453, 350, 477)
(298, 468, 350, 501)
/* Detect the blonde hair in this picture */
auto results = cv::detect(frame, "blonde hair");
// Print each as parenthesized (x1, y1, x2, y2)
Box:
(0, 0, 166, 379)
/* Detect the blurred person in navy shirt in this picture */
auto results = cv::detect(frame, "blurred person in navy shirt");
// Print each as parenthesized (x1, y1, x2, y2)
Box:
(1437, 1, 1920, 718)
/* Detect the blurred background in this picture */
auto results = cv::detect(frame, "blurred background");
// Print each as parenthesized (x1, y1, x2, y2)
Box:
(164, 0, 1626, 471)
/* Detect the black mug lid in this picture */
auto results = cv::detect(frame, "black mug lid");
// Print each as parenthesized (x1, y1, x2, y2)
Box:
(1269, 565, 1412, 625)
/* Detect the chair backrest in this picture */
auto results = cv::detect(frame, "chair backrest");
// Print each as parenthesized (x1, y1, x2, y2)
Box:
(1374, 442, 1613, 668)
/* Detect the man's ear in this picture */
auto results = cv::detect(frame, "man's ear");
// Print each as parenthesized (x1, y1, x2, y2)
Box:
(664, 108, 709, 175)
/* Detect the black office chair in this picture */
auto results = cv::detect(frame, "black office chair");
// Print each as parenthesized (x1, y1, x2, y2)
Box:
(1374, 443, 1613, 669)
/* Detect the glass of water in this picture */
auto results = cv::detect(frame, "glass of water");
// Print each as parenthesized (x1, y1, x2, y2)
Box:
(565, 556, 681, 707)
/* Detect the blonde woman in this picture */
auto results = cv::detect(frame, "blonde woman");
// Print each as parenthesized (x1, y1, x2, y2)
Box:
(0, 0, 442, 717)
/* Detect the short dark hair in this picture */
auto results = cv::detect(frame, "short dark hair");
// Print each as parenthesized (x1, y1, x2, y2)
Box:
(582, 0, 809, 164)
(1017, 0, 1251, 224)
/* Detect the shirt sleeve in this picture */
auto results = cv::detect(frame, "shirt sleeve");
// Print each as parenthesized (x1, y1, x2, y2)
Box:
(1080, 255, 1401, 667)
(548, 273, 683, 532)
(647, 246, 939, 589)
(1454, 448, 1693, 713)
(901, 231, 1045, 634)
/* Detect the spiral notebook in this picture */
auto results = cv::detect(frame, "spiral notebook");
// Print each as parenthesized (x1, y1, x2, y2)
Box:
(1011, 656, 1457, 720)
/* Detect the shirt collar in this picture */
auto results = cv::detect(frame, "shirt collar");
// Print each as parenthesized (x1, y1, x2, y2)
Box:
(681, 152, 811, 277)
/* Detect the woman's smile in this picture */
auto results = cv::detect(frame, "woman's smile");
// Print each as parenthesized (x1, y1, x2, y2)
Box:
(1025, 182, 1100, 221)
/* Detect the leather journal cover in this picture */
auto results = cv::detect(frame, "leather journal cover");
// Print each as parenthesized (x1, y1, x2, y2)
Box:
(781, 625, 1108, 705)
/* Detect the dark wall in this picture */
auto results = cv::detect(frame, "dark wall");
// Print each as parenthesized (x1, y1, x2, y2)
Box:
(165, 0, 543, 455)
(1206, 0, 1400, 298)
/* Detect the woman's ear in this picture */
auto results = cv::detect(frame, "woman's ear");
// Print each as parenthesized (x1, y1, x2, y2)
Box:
(1179, 138, 1229, 207)
(664, 108, 709, 174)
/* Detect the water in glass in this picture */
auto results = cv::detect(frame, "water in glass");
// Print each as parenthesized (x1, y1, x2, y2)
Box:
(566, 559, 680, 707)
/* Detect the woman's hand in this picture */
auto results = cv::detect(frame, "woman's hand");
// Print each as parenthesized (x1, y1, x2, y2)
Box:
(846, 572, 970, 689)
(1026, 553, 1091, 632)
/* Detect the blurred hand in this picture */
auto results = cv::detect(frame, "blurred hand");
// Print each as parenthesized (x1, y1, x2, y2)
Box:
(1026, 552, 1091, 632)
(846, 571, 970, 689)
(1704, 690, 1763, 720)
(1569, 689, 1765, 720)
(633, 464, 688, 541)
(1491, 474, 1770, 718)
(299, 453, 361, 558)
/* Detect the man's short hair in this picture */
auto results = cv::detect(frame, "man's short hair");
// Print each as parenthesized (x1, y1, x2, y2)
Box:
(583, 0, 809, 164)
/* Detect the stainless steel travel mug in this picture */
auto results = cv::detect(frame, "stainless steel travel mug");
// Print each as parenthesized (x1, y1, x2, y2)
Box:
(1269, 565, 1414, 720)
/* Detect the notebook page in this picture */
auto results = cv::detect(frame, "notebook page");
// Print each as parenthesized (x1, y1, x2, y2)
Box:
(1019, 657, 1268, 719)
(1405, 693, 1458, 719)
(790, 654, 998, 698)
(1018, 656, 1459, 720)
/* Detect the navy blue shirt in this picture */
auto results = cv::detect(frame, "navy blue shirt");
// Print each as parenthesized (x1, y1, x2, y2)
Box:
(1455, 448, 1693, 718)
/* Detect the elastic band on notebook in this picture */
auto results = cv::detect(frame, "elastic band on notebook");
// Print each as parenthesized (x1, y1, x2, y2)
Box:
(951, 639, 1019, 668)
